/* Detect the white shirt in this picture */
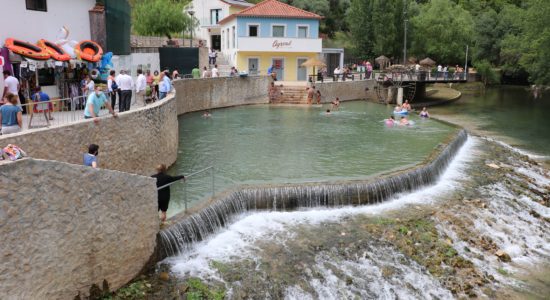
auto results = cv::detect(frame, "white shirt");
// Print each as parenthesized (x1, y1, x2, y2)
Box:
(115, 74, 122, 87)
(437, 65, 442, 72)
(415, 64, 420, 71)
(333, 68, 340, 75)
(118, 74, 133, 91)
(86, 80, 95, 95)
(135, 74, 146, 92)
(211, 68, 219, 78)
(4, 76, 19, 94)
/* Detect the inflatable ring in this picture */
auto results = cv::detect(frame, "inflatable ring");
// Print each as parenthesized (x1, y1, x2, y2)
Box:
(75, 40, 103, 62)
(393, 110, 409, 115)
(5, 38, 50, 60)
(37, 39, 70, 61)
(90, 69, 99, 79)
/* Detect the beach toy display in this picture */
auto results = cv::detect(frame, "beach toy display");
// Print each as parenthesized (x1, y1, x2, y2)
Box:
(4, 38, 50, 60)
(37, 39, 71, 61)
(74, 40, 103, 63)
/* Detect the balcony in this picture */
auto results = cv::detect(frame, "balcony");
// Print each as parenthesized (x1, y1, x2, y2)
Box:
(237, 37, 322, 53)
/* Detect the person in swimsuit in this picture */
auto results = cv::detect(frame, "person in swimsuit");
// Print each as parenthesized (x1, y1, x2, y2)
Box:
(402, 100, 412, 111)
(400, 116, 410, 125)
(420, 107, 430, 118)
(331, 97, 340, 110)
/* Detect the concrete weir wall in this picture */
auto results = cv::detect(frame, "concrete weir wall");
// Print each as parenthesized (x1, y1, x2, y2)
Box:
(0, 94, 179, 176)
(316, 80, 377, 102)
(174, 76, 270, 114)
(0, 159, 158, 299)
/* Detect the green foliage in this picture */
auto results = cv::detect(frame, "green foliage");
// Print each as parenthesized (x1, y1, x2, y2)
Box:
(474, 60, 500, 85)
(186, 278, 226, 300)
(410, 0, 474, 63)
(133, 0, 193, 39)
(102, 280, 151, 300)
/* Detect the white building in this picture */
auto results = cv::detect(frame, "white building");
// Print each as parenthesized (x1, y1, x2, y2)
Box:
(0, 0, 95, 97)
(188, 0, 253, 50)
(0, 0, 94, 47)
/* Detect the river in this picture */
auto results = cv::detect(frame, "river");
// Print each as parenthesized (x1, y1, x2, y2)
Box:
(430, 85, 550, 161)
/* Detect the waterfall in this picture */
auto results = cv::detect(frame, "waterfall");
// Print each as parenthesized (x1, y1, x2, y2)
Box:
(159, 130, 468, 258)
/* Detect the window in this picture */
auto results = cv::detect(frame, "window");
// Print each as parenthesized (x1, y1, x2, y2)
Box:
(232, 27, 236, 48)
(272, 25, 285, 37)
(248, 25, 258, 37)
(210, 9, 222, 25)
(298, 26, 308, 38)
(26, 0, 47, 12)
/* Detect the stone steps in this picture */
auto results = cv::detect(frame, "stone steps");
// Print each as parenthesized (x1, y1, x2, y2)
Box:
(274, 85, 310, 104)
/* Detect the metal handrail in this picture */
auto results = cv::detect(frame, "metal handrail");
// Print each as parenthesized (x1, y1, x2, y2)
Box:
(156, 165, 215, 213)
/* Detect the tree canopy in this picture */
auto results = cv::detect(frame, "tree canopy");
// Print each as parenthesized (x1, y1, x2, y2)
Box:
(132, 0, 193, 39)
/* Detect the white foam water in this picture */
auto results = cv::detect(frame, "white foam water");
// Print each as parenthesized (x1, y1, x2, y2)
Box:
(166, 139, 477, 295)
(481, 136, 549, 161)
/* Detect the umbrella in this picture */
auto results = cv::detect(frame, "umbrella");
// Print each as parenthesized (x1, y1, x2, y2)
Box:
(301, 57, 326, 81)
(375, 55, 390, 69)
(419, 57, 436, 67)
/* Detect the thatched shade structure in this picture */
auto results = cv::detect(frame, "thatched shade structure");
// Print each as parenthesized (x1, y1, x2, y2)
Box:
(375, 55, 391, 69)
(301, 57, 326, 80)
(419, 57, 436, 67)
(301, 57, 326, 68)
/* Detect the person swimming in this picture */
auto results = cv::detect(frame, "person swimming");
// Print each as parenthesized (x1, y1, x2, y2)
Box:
(331, 97, 340, 110)
(400, 116, 410, 125)
(394, 105, 403, 113)
(402, 100, 412, 111)
(202, 110, 212, 118)
(385, 115, 395, 126)
(420, 107, 430, 118)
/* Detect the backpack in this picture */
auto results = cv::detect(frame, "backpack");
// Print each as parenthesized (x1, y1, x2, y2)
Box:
(110, 79, 118, 91)
(2, 144, 27, 161)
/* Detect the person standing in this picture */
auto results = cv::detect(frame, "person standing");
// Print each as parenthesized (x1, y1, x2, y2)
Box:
(83, 144, 99, 168)
(307, 86, 315, 105)
(84, 86, 117, 123)
(152, 164, 185, 223)
(31, 86, 53, 122)
(202, 66, 211, 78)
(209, 48, 216, 65)
(0, 93, 23, 135)
(118, 70, 133, 112)
(159, 72, 172, 100)
(152, 70, 160, 99)
(135, 69, 147, 107)
(107, 70, 118, 109)
(191, 66, 201, 79)
(211, 64, 219, 78)
(2, 71, 20, 106)
(83, 75, 95, 97)
(366, 61, 373, 80)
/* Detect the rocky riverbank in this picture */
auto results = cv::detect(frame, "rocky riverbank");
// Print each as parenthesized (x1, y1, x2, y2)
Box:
(103, 137, 548, 300)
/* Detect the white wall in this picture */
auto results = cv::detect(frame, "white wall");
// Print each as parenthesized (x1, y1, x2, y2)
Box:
(0, 0, 95, 44)
(191, 0, 231, 48)
(0, 0, 95, 98)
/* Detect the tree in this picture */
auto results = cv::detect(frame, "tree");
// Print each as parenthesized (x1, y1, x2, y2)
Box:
(410, 0, 474, 64)
(348, 0, 374, 58)
(133, 0, 193, 39)
(504, 0, 550, 85)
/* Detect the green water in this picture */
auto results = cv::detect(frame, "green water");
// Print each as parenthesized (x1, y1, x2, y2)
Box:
(167, 101, 457, 217)
(430, 86, 550, 158)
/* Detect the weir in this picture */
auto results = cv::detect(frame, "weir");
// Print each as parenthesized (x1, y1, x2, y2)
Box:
(158, 130, 468, 259)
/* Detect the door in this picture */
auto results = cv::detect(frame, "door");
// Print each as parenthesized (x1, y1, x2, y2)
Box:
(297, 58, 307, 81)
(211, 35, 221, 50)
(248, 58, 259, 75)
(272, 58, 284, 81)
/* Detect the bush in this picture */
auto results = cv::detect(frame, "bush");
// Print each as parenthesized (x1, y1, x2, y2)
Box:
(474, 60, 500, 85)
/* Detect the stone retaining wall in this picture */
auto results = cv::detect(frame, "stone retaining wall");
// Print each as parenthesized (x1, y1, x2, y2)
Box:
(316, 80, 377, 102)
(0, 94, 178, 176)
(0, 158, 158, 299)
(173, 76, 270, 114)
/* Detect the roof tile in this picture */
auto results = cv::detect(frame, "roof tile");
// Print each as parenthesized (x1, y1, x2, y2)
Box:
(219, 0, 322, 24)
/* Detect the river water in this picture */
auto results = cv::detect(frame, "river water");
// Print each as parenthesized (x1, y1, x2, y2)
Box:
(168, 102, 456, 217)
(155, 87, 549, 299)
(430, 85, 550, 160)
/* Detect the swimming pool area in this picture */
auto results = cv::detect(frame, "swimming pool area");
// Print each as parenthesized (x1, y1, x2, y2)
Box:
(167, 101, 458, 217)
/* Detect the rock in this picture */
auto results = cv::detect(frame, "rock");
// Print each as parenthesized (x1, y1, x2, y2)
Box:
(159, 272, 170, 281)
(179, 283, 189, 293)
(407, 231, 413, 236)
(486, 163, 501, 169)
(529, 210, 541, 218)
(495, 250, 512, 262)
